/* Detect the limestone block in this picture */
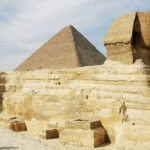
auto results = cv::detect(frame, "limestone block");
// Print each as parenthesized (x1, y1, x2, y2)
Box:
(9, 121, 27, 132)
(59, 127, 107, 148)
(39, 129, 59, 139)
(65, 120, 101, 130)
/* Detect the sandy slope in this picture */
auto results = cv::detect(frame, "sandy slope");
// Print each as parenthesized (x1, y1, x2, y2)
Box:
(0, 127, 54, 150)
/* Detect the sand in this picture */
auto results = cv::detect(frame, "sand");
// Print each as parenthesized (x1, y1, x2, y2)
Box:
(0, 127, 113, 150)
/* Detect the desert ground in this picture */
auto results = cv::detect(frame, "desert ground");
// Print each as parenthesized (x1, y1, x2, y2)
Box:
(0, 127, 113, 150)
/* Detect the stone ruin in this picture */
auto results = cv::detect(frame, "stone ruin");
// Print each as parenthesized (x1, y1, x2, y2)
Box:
(0, 12, 150, 150)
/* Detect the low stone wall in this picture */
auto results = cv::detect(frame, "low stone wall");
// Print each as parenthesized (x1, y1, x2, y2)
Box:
(1, 60, 150, 149)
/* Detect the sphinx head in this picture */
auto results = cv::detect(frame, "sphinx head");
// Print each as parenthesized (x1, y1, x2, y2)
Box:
(104, 12, 150, 65)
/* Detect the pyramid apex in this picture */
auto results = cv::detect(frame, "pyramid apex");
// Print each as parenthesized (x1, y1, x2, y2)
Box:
(65, 24, 74, 28)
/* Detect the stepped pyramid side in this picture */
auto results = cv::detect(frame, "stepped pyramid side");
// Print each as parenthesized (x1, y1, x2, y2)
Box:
(71, 26, 106, 66)
(15, 25, 106, 71)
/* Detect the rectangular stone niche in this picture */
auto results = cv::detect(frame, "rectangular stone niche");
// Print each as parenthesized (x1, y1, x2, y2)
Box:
(59, 120, 107, 148)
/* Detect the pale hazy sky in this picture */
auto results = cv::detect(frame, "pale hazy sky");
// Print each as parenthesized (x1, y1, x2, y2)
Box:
(0, 0, 150, 71)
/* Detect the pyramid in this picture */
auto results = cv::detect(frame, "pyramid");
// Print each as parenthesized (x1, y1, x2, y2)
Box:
(15, 25, 106, 71)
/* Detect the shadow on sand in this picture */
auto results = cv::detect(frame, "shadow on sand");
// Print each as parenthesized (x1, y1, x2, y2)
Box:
(0, 147, 18, 150)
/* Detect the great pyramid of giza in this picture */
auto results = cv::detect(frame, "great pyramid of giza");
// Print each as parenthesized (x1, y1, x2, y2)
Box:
(15, 25, 106, 71)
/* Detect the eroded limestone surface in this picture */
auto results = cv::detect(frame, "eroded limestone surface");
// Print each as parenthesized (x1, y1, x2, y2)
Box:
(104, 12, 150, 65)
(0, 59, 150, 149)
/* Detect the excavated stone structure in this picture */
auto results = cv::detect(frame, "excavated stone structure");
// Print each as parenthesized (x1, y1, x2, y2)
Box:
(0, 12, 150, 150)
(60, 120, 107, 147)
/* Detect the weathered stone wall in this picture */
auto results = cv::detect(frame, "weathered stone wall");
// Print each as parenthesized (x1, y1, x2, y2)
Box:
(0, 72, 5, 112)
(1, 60, 150, 149)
